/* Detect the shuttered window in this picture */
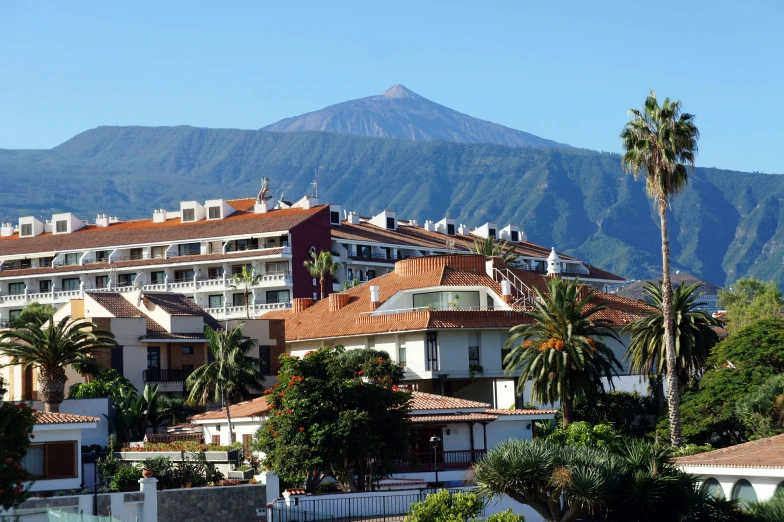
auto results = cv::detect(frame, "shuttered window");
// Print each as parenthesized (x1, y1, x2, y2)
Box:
(22, 441, 77, 479)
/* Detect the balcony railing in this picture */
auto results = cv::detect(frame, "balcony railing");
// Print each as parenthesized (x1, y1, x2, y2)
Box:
(143, 368, 188, 383)
(347, 251, 407, 261)
(393, 449, 486, 473)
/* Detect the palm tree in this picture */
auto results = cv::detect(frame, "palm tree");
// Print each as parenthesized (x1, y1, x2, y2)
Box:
(623, 281, 719, 397)
(621, 91, 699, 446)
(0, 316, 118, 412)
(467, 237, 518, 264)
(228, 265, 262, 319)
(148, 394, 194, 433)
(303, 250, 341, 300)
(185, 325, 264, 443)
(504, 277, 622, 426)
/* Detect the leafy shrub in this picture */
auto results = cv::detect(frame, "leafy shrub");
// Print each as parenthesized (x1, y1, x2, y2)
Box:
(546, 421, 620, 450)
(485, 511, 525, 522)
(405, 489, 486, 522)
(0, 398, 36, 510)
(141, 456, 176, 489)
(109, 465, 142, 492)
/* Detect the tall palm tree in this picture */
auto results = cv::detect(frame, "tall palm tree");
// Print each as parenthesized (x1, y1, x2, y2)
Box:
(0, 316, 118, 412)
(504, 277, 622, 426)
(228, 265, 262, 319)
(185, 325, 264, 443)
(467, 237, 518, 264)
(623, 281, 719, 394)
(621, 91, 699, 446)
(303, 250, 341, 300)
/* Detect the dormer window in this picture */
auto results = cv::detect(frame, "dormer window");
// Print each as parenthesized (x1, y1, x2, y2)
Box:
(182, 209, 196, 222)
(511, 230, 519, 242)
(208, 207, 221, 220)
(20, 224, 32, 237)
(386, 217, 396, 229)
(330, 211, 341, 225)
(55, 220, 67, 233)
(489, 229, 496, 239)
(447, 223, 455, 236)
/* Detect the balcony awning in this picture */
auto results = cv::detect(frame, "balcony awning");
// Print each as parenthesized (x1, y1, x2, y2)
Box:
(409, 413, 498, 424)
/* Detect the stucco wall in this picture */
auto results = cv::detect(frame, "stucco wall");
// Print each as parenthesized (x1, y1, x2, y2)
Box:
(683, 467, 784, 503)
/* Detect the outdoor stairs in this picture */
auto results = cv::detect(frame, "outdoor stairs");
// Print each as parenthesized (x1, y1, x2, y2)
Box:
(491, 268, 535, 307)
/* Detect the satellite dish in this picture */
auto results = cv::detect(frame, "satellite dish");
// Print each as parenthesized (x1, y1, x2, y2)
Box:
(133, 273, 148, 306)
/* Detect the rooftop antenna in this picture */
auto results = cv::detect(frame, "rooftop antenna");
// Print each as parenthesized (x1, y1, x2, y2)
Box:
(257, 177, 272, 203)
(311, 166, 322, 198)
(133, 272, 148, 306)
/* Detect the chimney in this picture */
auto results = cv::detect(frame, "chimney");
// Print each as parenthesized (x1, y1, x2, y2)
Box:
(501, 280, 512, 296)
(424, 220, 436, 232)
(348, 212, 361, 225)
(96, 214, 110, 227)
(0, 223, 14, 237)
(457, 224, 470, 235)
(409, 219, 419, 227)
(328, 293, 351, 312)
(254, 200, 269, 214)
(153, 209, 167, 223)
(292, 297, 313, 313)
(547, 247, 562, 276)
(369, 285, 380, 309)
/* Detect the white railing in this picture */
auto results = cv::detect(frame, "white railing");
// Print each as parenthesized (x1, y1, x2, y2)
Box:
(492, 268, 536, 306)
(0, 294, 26, 303)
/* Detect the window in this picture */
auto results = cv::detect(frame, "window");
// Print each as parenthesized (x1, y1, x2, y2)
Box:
(447, 223, 455, 236)
(21, 259, 32, 269)
(413, 291, 480, 310)
(426, 332, 438, 371)
(232, 264, 252, 275)
(208, 295, 224, 308)
(182, 346, 194, 355)
(488, 228, 496, 239)
(9, 309, 23, 321)
(147, 347, 160, 369)
(511, 230, 519, 242)
(330, 211, 341, 224)
(398, 342, 407, 366)
(20, 224, 33, 236)
(21, 442, 77, 480)
(174, 269, 194, 282)
(359, 245, 372, 257)
(64, 253, 79, 265)
(367, 336, 376, 349)
(732, 480, 757, 506)
(212, 435, 221, 444)
(367, 270, 376, 280)
(182, 364, 194, 378)
(130, 248, 143, 260)
(39, 280, 53, 292)
(243, 434, 252, 455)
(38, 256, 53, 267)
(151, 246, 167, 259)
(55, 220, 68, 233)
(233, 293, 246, 307)
(259, 345, 271, 376)
(111, 346, 123, 373)
(178, 243, 200, 256)
(117, 274, 136, 287)
(182, 208, 195, 222)
(95, 275, 109, 289)
(266, 290, 290, 304)
(95, 251, 109, 262)
(265, 261, 289, 275)
(469, 345, 480, 367)
(8, 282, 25, 295)
(208, 267, 224, 280)
(208, 206, 221, 219)
(703, 478, 725, 499)
(386, 217, 395, 229)
(150, 271, 165, 285)
(62, 278, 80, 291)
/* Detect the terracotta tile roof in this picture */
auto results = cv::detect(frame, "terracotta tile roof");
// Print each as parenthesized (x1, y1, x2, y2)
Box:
(589, 292, 652, 326)
(674, 434, 784, 469)
(226, 198, 257, 211)
(0, 248, 285, 279)
(142, 292, 207, 316)
(36, 412, 100, 425)
(88, 292, 146, 319)
(0, 206, 324, 256)
(486, 408, 558, 416)
(584, 264, 626, 282)
(189, 396, 270, 421)
(410, 413, 499, 424)
(410, 392, 490, 410)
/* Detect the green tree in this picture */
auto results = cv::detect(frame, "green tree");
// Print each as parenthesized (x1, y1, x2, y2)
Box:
(148, 394, 194, 432)
(621, 91, 699, 446)
(228, 265, 262, 319)
(718, 277, 783, 333)
(186, 325, 264, 442)
(405, 489, 526, 522)
(68, 369, 137, 402)
(468, 237, 518, 264)
(255, 346, 411, 492)
(106, 387, 146, 443)
(11, 302, 56, 328)
(570, 391, 659, 439)
(735, 373, 784, 439)
(677, 319, 784, 446)
(0, 316, 118, 412)
(747, 489, 784, 522)
(623, 281, 719, 393)
(504, 277, 622, 426)
(303, 250, 341, 300)
(0, 377, 37, 510)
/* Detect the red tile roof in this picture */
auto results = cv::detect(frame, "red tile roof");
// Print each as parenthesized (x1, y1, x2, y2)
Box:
(410, 392, 489, 410)
(410, 413, 499, 424)
(486, 408, 558, 416)
(189, 396, 271, 421)
(674, 434, 784, 469)
(36, 412, 100, 425)
(0, 206, 323, 256)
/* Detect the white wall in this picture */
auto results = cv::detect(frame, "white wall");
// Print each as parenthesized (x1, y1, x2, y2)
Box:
(682, 467, 784, 503)
(28, 426, 89, 492)
(29, 399, 110, 448)
(198, 417, 264, 450)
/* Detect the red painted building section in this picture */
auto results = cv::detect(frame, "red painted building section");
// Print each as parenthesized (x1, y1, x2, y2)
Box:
(289, 206, 333, 300)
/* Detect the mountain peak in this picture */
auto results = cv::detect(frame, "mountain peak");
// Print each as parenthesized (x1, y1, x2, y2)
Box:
(379, 84, 418, 99)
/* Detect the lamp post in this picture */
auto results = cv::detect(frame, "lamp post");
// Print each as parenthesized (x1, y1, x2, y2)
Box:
(429, 435, 441, 486)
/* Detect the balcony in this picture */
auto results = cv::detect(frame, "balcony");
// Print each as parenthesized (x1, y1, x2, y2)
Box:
(393, 450, 486, 473)
(347, 251, 407, 262)
(205, 300, 292, 319)
(143, 368, 189, 383)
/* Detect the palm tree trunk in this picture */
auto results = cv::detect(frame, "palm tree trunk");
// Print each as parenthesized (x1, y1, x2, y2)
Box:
(38, 367, 66, 413)
(562, 394, 574, 428)
(659, 200, 682, 446)
(319, 276, 325, 301)
(245, 288, 250, 320)
(222, 390, 235, 444)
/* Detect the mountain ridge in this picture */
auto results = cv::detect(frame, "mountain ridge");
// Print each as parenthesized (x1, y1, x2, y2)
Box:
(262, 84, 570, 149)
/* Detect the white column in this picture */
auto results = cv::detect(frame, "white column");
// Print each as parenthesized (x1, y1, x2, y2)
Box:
(138, 477, 158, 522)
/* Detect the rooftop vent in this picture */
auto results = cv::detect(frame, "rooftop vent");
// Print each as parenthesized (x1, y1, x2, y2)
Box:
(424, 220, 436, 232)
(457, 224, 470, 235)
(0, 223, 14, 237)
(347, 212, 361, 225)
(370, 285, 380, 309)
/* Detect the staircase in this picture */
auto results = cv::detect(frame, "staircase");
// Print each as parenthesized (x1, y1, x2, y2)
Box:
(492, 268, 536, 307)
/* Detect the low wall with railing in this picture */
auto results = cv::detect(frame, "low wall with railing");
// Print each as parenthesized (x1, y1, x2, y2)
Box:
(158, 483, 267, 522)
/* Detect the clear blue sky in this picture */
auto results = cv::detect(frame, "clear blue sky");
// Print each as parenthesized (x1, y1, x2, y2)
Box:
(1, 1, 782, 173)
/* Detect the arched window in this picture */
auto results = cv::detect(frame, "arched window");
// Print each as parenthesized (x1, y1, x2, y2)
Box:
(732, 479, 757, 506)
(703, 478, 725, 499)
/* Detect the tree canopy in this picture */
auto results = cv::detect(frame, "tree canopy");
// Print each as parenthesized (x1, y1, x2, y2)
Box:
(718, 277, 783, 333)
(254, 346, 411, 492)
(0, 378, 36, 510)
(11, 302, 56, 328)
